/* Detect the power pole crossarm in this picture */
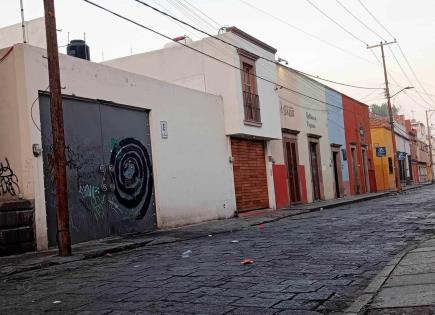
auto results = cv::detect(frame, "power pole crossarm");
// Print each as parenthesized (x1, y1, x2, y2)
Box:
(43, 0, 72, 256)
(368, 41, 402, 192)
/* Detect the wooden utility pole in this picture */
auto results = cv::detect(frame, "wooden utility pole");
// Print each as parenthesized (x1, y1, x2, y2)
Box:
(426, 110, 435, 182)
(43, 0, 72, 256)
(368, 41, 402, 192)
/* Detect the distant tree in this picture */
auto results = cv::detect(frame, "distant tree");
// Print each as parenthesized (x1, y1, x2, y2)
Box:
(370, 103, 400, 117)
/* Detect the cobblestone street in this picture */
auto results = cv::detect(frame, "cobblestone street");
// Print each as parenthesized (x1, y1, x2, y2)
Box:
(2, 186, 435, 314)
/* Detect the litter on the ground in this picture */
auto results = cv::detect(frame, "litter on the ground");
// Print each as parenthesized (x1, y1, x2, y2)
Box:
(208, 234, 213, 237)
(133, 265, 140, 268)
(52, 300, 61, 304)
(106, 253, 113, 257)
(231, 240, 239, 243)
(181, 250, 192, 258)
(241, 258, 254, 265)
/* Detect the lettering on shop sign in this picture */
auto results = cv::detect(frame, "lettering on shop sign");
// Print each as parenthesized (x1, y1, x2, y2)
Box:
(306, 112, 317, 129)
(0, 157, 20, 197)
(281, 104, 295, 117)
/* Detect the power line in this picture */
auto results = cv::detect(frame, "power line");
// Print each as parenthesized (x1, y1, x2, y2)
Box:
(237, 0, 376, 65)
(180, 0, 221, 28)
(133, 0, 382, 91)
(83, 0, 375, 117)
(357, 0, 395, 40)
(304, 0, 368, 46)
(335, 0, 385, 41)
(397, 43, 435, 107)
(357, 0, 435, 108)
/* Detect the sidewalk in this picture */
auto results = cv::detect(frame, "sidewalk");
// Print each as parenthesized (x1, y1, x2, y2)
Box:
(344, 235, 435, 314)
(0, 188, 411, 278)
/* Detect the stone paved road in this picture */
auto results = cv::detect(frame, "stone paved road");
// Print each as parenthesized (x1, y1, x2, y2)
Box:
(2, 186, 435, 315)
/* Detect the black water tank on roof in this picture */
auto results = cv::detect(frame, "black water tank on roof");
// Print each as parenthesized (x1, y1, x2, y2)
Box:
(67, 39, 90, 60)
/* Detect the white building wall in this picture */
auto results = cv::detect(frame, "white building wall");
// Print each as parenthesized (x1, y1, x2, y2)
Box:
(273, 66, 334, 203)
(0, 17, 46, 49)
(103, 32, 282, 140)
(1, 44, 236, 249)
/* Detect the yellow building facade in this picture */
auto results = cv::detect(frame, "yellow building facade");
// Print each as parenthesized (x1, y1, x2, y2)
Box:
(370, 126, 396, 191)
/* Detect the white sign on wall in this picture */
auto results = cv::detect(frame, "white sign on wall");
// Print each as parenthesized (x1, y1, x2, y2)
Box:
(160, 121, 168, 139)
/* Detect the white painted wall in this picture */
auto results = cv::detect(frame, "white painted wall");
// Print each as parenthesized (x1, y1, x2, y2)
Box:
(0, 17, 46, 49)
(103, 31, 282, 140)
(1, 44, 236, 249)
(272, 65, 334, 202)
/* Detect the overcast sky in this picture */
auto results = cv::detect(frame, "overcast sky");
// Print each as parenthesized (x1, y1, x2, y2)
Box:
(2, 0, 435, 125)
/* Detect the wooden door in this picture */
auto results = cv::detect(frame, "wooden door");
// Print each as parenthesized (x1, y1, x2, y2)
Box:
(284, 139, 301, 203)
(309, 142, 321, 201)
(231, 138, 269, 212)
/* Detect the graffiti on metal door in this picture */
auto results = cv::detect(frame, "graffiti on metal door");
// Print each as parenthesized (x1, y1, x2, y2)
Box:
(0, 157, 20, 197)
(107, 137, 153, 220)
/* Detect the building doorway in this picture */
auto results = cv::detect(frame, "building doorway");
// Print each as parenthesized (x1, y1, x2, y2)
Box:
(283, 135, 301, 204)
(361, 146, 370, 193)
(309, 141, 321, 201)
(231, 138, 269, 212)
(350, 146, 361, 194)
(331, 145, 344, 198)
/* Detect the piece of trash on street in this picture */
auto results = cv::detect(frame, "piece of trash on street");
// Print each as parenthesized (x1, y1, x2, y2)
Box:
(241, 258, 254, 265)
(231, 240, 239, 243)
(182, 250, 192, 258)
(52, 300, 61, 304)
(320, 207, 324, 210)
(208, 234, 213, 237)
(133, 265, 140, 268)
(106, 253, 112, 257)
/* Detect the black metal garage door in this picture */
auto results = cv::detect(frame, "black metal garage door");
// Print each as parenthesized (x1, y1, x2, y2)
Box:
(39, 95, 156, 246)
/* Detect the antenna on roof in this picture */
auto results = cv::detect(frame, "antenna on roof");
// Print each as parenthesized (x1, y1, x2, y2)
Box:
(19, 0, 27, 43)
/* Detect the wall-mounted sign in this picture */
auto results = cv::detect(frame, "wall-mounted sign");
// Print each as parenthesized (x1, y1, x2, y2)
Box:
(397, 151, 407, 161)
(160, 121, 168, 139)
(281, 104, 295, 117)
(376, 147, 387, 157)
(306, 112, 317, 129)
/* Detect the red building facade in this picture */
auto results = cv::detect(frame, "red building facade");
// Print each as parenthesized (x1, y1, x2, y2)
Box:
(342, 96, 377, 194)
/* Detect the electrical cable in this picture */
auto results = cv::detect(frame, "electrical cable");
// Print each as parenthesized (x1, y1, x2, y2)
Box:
(181, 0, 222, 28)
(357, 0, 395, 40)
(357, 0, 435, 108)
(304, 0, 368, 46)
(237, 0, 376, 66)
(0, 46, 14, 63)
(335, 0, 385, 41)
(82, 0, 402, 124)
(133, 0, 383, 91)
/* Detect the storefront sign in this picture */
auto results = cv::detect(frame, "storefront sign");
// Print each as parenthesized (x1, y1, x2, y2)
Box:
(306, 112, 317, 129)
(397, 151, 407, 161)
(376, 147, 387, 157)
(281, 104, 295, 117)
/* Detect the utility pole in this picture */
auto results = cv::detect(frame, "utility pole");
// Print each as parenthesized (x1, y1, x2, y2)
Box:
(368, 40, 402, 192)
(426, 110, 435, 183)
(19, 0, 26, 43)
(43, 0, 72, 256)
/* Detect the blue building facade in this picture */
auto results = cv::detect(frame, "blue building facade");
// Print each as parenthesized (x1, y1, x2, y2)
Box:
(326, 88, 350, 197)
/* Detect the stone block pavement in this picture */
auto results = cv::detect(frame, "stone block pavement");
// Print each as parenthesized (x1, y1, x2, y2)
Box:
(1, 184, 435, 314)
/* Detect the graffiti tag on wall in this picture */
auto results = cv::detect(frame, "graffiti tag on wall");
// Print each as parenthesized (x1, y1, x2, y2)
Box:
(0, 158, 20, 197)
(108, 138, 153, 220)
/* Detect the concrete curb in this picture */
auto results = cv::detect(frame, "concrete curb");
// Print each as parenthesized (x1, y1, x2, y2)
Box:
(342, 237, 432, 315)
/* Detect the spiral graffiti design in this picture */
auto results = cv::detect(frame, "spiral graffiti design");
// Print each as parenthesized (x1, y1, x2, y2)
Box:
(110, 138, 153, 219)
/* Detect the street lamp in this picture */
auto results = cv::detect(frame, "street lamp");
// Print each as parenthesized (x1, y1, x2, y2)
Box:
(390, 86, 414, 98)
